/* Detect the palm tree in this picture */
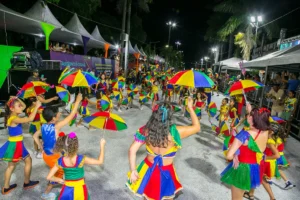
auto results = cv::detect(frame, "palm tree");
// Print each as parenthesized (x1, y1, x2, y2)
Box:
(234, 25, 256, 61)
(206, 0, 279, 58)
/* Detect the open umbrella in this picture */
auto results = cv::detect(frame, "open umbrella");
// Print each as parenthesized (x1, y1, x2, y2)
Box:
(169, 70, 214, 88)
(269, 116, 285, 124)
(220, 121, 230, 136)
(58, 67, 76, 83)
(127, 84, 139, 97)
(229, 80, 264, 96)
(211, 124, 220, 135)
(97, 95, 111, 111)
(55, 86, 70, 103)
(122, 97, 131, 105)
(112, 81, 125, 90)
(60, 70, 98, 87)
(147, 92, 154, 100)
(185, 106, 201, 118)
(18, 81, 50, 99)
(171, 105, 182, 112)
(208, 102, 217, 117)
(139, 93, 148, 103)
(83, 112, 127, 131)
(113, 90, 122, 101)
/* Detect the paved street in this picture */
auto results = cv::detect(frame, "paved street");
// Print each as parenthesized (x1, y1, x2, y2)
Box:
(0, 93, 300, 200)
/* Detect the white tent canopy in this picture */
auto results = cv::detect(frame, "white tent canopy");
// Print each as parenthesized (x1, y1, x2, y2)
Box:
(243, 45, 300, 68)
(25, 0, 64, 28)
(134, 44, 143, 56)
(128, 41, 136, 54)
(215, 57, 245, 70)
(140, 47, 147, 57)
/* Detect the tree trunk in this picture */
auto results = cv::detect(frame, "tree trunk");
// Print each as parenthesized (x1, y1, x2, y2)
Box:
(119, 0, 127, 72)
(228, 33, 233, 58)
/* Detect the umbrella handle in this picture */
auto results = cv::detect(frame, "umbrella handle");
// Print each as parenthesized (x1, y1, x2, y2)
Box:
(242, 91, 248, 104)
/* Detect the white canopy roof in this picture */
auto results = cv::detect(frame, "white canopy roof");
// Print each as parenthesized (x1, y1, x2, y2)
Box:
(243, 45, 300, 68)
(140, 47, 147, 57)
(134, 44, 143, 56)
(128, 41, 136, 54)
(215, 57, 246, 70)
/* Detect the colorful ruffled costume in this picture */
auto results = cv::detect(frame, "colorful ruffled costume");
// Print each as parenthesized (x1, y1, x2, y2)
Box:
(79, 99, 90, 116)
(276, 138, 289, 167)
(219, 104, 229, 122)
(264, 139, 280, 179)
(27, 107, 42, 135)
(127, 125, 183, 200)
(0, 116, 29, 162)
(221, 130, 264, 191)
(56, 155, 90, 200)
(152, 85, 159, 101)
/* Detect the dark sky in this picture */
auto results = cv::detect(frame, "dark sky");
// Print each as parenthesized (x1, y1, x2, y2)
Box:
(142, 0, 300, 65)
(143, 0, 213, 65)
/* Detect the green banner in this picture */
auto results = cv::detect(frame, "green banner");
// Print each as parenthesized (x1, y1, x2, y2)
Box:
(0, 45, 22, 88)
(40, 22, 55, 50)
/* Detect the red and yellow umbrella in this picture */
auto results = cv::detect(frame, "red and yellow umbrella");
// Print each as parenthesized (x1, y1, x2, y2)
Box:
(97, 95, 111, 111)
(113, 90, 123, 101)
(60, 70, 98, 87)
(83, 112, 127, 131)
(17, 81, 50, 98)
(229, 80, 264, 96)
(169, 70, 214, 88)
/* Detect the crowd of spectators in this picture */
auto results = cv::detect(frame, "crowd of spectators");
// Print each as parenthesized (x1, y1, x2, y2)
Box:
(49, 42, 74, 54)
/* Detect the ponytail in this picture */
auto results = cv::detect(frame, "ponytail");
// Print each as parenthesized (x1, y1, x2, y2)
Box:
(54, 132, 67, 154)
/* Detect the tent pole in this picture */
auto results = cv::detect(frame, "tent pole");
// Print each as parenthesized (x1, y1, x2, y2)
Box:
(259, 66, 268, 107)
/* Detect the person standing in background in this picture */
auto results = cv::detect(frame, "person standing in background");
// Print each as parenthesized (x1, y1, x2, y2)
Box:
(27, 69, 46, 83)
(266, 84, 284, 116)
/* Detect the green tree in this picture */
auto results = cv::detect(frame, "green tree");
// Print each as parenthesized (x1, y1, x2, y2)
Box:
(160, 47, 184, 70)
(234, 25, 256, 61)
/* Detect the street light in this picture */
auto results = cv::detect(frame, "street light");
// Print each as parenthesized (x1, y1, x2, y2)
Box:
(115, 44, 120, 49)
(175, 41, 181, 49)
(250, 15, 263, 38)
(166, 21, 176, 45)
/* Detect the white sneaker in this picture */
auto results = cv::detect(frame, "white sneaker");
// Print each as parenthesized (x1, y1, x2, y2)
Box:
(41, 192, 56, 199)
(36, 152, 43, 159)
(118, 108, 122, 112)
(140, 106, 143, 110)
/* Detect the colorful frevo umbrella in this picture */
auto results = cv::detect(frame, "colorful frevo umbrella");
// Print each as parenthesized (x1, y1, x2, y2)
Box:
(185, 106, 201, 118)
(112, 81, 125, 90)
(171, 105, 182, 112)
(109, 93, 115, 100)
(55, 86, 70, 103)
(169, 70, 214, 88)
(219, 121, 230, 137)
(224, 87, 230, 96)
(122, 97, 131, 105)
(83, 112, 127, 131)
(208, 102, 217, 117)
(229, 80, 264, 96)
(211, 124, 220, 135)
(139, 93, 148, 103)
(127, 84, 139, 97)
(60, 70, 98, 87)
(147, 92, 154, 100)
(18, 81, 50, 98)
(113, 90, 122, 101)
(58, 67, 75, 83)
(269, 116, 285, 124)
(98, 95, 111, 112)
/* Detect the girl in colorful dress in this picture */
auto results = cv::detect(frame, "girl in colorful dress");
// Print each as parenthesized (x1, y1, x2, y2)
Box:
(26, 97, 44, 159)
(151, 81, 159, 108)
(221, 105, 270, 200)
(1, 97, 41, 195)
(219, 98, 229, 127)
(194, 91, 206, 120)
(180, 87, 190, 116)
(46, 132, 106, 200)
(243, 123, 281, 200)
(76, 96, 91, 127)
(126, 97, 200, 200)
(223, 98, 239, 156)
(95, 73, 107, 99)
(272, 124, 295, 189)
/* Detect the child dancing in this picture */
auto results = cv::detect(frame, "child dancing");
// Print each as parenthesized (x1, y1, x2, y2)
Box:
(47, 132, 106, 199)
(1, 97, 41, 194)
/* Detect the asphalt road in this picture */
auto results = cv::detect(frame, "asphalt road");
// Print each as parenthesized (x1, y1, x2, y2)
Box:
(0, 93, 299, 200)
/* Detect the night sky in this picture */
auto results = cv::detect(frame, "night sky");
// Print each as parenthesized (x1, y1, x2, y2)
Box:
(142, 0, 300, 65)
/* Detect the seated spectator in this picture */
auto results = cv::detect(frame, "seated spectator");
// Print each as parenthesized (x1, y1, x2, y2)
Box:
(53, 42, 62, 52)
(266, 84, 284, 116)
(61, 44, 66, 53)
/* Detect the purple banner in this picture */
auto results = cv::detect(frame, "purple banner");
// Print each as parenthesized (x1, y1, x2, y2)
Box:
(92, 57, 115, 78)
(50, 51, 92, 70)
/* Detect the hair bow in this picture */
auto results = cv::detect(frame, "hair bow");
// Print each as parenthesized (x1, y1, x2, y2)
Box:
(6, 97, 18, 108)
(68, 132, 76, 138)
(159, 106, 168, 123)
(258, 107, 270, 114)
(58, 132, 65, 137)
